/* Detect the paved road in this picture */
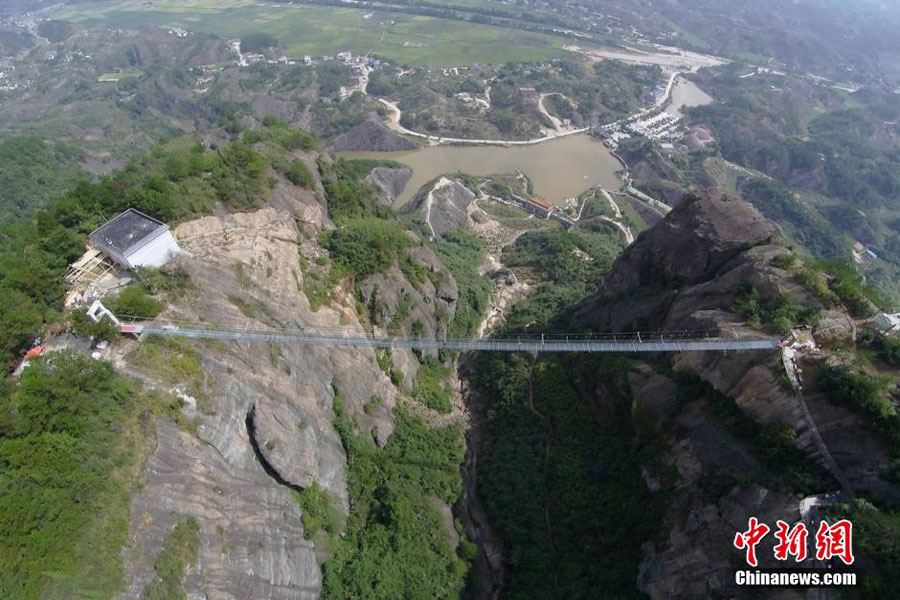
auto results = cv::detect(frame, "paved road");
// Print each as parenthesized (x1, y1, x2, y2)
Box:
(378, 99, 589, 146)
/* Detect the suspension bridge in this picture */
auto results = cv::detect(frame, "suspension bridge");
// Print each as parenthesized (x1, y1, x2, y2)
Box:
(114, 317, 779, 354)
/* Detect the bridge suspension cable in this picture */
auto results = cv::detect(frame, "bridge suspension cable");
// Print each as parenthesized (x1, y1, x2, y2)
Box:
(115, 317, 779, 354)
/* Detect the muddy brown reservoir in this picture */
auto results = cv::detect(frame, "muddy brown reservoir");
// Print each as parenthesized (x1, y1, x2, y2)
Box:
(340, 133, 623, 207)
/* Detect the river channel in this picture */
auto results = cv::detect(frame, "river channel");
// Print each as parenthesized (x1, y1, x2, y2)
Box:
(340, 133, 623, 207)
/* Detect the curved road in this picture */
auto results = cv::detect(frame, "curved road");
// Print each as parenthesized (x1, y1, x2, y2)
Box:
(378, 98, 588, 146)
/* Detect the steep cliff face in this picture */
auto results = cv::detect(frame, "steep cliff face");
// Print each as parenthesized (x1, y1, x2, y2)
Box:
(571, 189, 896, 599)
(359, 240, 458, 389)
(117, 164, 452, 597)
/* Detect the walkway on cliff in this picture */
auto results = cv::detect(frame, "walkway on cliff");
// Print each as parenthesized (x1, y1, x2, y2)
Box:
(117, 319, 778, 353)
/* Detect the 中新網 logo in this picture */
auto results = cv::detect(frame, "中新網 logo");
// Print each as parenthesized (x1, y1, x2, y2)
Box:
(733, 518, 854, 567)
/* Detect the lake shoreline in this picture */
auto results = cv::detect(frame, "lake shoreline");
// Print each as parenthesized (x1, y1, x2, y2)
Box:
(340, 133, 622, 207)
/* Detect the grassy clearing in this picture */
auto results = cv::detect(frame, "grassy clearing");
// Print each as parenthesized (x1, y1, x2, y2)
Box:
(52, 1, 569, 66)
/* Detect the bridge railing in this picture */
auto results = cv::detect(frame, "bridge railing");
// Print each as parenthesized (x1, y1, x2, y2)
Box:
(114, 314, 778, 352)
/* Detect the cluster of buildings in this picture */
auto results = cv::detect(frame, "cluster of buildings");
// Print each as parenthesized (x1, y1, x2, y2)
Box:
(593, 110, 714, 152)
(224, 41, 380, 101)
(0, 66, 20, 92)
(486, 185, 575, 229)
(332, 53, 378, 100)
(452, 90, 491, 110)
(14, 209, 182, 375)
(625, 110, 679, 138)
(647, 84, 667, 104)
(45, 49, 92, 63)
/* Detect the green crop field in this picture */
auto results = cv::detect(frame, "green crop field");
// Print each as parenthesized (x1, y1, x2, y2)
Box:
(51, 0, 570, 66)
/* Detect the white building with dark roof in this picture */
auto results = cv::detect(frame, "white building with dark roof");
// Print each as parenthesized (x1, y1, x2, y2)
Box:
(874, 313, 900, 336)
(88, 208, 181, 269)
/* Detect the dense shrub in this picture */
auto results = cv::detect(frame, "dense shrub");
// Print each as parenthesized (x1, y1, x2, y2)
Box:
(69, 309, 119, 341)
(246, 118, 316, 151)
(0, 136, 85, 222)
(862, 331, 900, 367)
(732, 283, 820, 332)
(475, 355, 665, 598)
(412, 356, 454, 414)
(140, 518, 201, 600)
(294, 482, 342, 540)
(322, 404, 467, 598)
(321, 218, 411, 278)
(317, 157, 391, 221)
(106, 284, 163, 319)
(843, 500, 900, 600)
(285, 159, 314, 187)
(240, 32, 279, 53)
(819, 365, 893, 420)
(429, 230, 492, 338)
(738, 177, 848, 259)
(0, 353, 143, 599)
(822, 261, 879, 317)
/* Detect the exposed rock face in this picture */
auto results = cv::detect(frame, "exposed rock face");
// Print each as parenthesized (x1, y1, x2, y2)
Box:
(639, 481, 803, 599)
(119, 420, 319, 600)
(328, 118, 418, 152)
(571, 189, 897, 599)
(601, 188, 778, 297)
(365, 166, 413, 205)
(267, 156, 328, 230)
(575, 191, 815, 453)
(358, 237, 459, 388)
(803, 387, 900, 506)
(250, 93, 303, 124)
(119, 182, 407, 597)
(628, 363, 679, 427)
(402, 177, 476, 239)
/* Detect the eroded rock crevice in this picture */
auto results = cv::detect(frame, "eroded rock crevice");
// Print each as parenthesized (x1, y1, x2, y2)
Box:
(245, 404, 304, 493)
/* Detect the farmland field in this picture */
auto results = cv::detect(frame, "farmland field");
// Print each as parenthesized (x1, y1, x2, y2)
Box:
(51, 0, 571, 66)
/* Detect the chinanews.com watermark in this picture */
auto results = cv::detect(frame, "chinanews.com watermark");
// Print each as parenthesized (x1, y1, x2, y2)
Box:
(732, 517, 857, 589)
(735, 569, 856, 587)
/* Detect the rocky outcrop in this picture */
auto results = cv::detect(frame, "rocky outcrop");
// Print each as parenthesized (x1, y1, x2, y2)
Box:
(639, 481, 804, 599)
(570, 189, 899, 598)
(402, 177, 476, 239)
(366, 166, 413, 205)
(120, 182, 404, 596)
(119, 419, 320, 600)
(328, 118, 418, 152)
(267, 157, 328, 230)
(358, 237, 458, 389)
(602, 188, 778, 297)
